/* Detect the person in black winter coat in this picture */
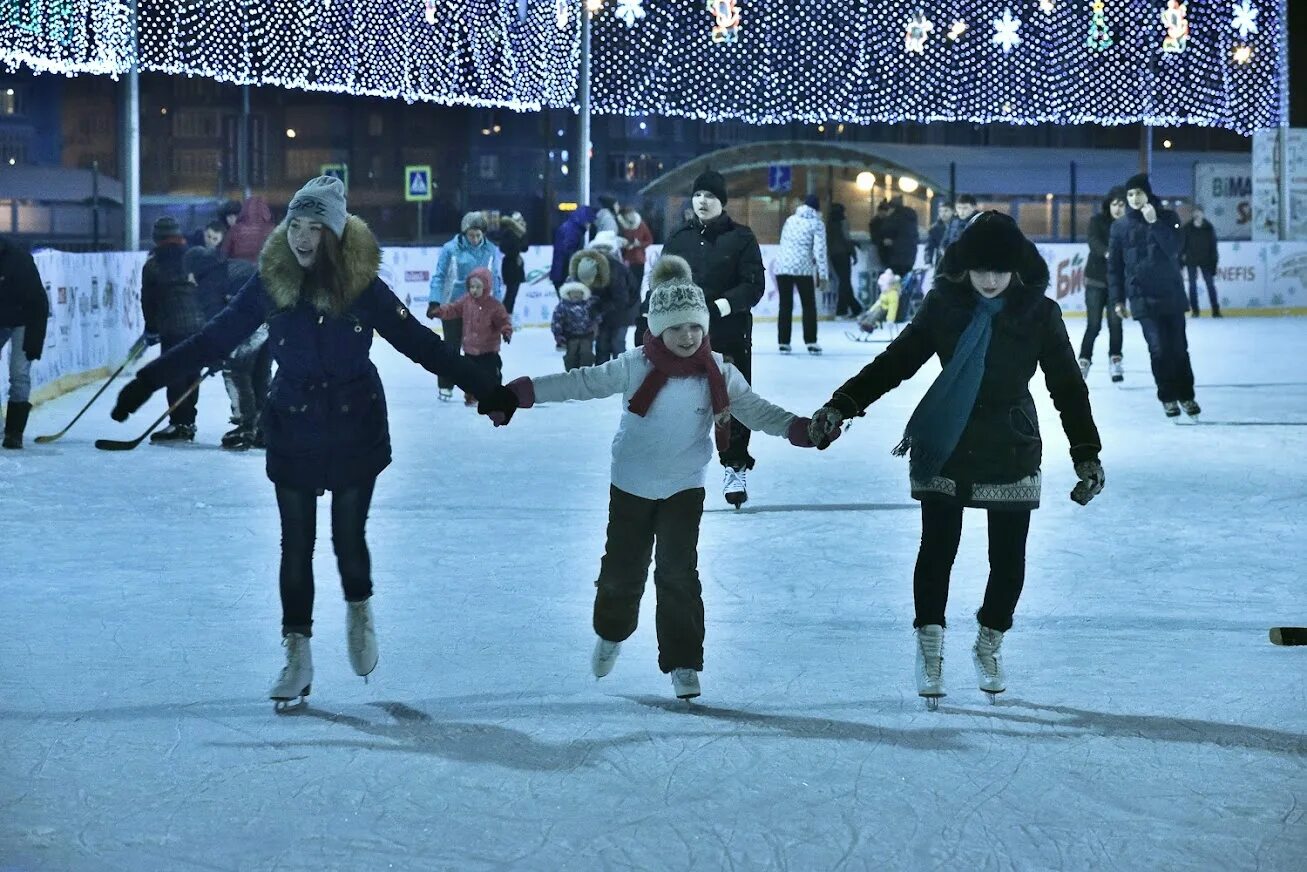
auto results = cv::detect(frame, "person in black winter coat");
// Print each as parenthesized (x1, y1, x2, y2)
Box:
(111, 176, 511, 707)
(924, 202, 955, 267)
(1108, 173, 1200, 418)
(185, 245, 267, 449)
(657, 170, 766, 506)
(1180, 206, 1221, 317)
(1078, 188, 1127, 382)
(141, 217, 208, 442)
(0, 234, 49, 448)
(806, 212, 1104, 707)
(495, 212, 529, 318)
(574, 231, 634, 364)
(828, 203, 862, 318)
(872, 197, 921, 278)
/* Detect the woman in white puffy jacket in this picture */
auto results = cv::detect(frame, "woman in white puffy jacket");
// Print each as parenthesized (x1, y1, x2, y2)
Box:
(774, 195, 828, 354)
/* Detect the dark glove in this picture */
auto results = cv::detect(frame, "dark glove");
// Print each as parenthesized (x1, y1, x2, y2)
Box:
(1070, 459, 1105, 506)
(788, 416, 840, 449)
(477, 378, 533, 426)
(143, 332, 161, 347)
(22, 337, 42, 361)
(112, 377, 156, 422)
(807, 405, 845, 450)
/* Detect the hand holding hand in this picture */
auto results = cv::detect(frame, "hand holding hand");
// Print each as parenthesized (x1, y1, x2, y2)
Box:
(807, 405, 845, 450)
(1070, 459, 1105, 506)
(478, 377, 535, 426)
(425, 303, 441, 320)
(112, 377, 155, 422)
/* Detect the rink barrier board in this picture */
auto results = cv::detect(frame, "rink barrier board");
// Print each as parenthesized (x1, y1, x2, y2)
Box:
(5, 241, 1305, 409)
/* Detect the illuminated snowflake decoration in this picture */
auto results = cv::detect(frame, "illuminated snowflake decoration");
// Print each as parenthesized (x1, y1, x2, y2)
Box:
(1233, 44, 1253, 64)
(586, 0, 605, 16)
(1038, 0, 1054, 13)
(904, 12, 934, 55)
(947, 19, 967, 41)
(1231, 1, 1258, 39)
(615, 0, 646, 28)
(992, 8, 1021, 53)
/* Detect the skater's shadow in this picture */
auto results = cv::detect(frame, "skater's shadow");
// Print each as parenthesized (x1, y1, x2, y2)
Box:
(208, 700, 754, 772)
(625, 696, 971, 751)
(942, 700, 1307, 757)
(704, 502, 917, 515)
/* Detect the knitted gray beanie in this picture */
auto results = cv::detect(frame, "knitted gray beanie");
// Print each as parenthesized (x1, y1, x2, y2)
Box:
(286, 176, 348, 238)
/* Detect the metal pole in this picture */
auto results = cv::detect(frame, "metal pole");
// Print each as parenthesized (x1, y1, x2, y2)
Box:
(578, 4, 592, 209)
(1277, 0, 1290, 240)
(121, 0, 140, 250)
(948, 161, 956, 204)
(240, 84, 251, 199)
(91, 160, 101, 249)
(1069, 160, 1078, 242)
(1139, 123, 1153, 175)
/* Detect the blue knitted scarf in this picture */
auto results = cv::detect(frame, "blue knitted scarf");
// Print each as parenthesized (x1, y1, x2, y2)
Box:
(893, 293, 1005, 480)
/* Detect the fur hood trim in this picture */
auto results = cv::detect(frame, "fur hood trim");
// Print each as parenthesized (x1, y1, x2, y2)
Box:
(617, 210, 643, 231)
(259, 214, 381, 314)
(569, 248, 612, 289)
(500, 214, 527, 236)
(559, 280, 592, 301)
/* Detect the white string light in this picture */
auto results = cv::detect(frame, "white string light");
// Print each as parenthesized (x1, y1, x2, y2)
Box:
(0, 0, 1287, 134)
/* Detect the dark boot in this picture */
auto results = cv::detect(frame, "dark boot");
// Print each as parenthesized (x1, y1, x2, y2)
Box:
(3, 401, 32, 449)
(150, 423, 197, 443)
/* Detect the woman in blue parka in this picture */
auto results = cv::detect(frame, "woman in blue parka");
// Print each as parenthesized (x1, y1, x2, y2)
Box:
(111, 176, 515, 708)
(426, 212, 503, 401)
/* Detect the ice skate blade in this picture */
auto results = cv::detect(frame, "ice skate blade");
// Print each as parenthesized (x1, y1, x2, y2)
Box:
(983, 689, 1004, 704)
(923, 695, 943, 711)
(271, 685, 311, 712)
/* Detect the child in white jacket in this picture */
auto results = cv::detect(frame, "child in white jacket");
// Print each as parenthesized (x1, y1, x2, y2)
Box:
(492, 256, 837, 700)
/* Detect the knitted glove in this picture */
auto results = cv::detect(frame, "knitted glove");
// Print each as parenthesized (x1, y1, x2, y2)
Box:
(1070, 459, 1105, 506)
(788, 416, 840, 449)
(807, 405, 845, 450)
(112, 377, 156, 422)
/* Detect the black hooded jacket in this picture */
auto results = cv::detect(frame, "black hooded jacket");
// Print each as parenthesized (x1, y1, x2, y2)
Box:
(0, 235, 49, 360)
(824, 241, 1100, 490)
(1084, 189, 1123, 289)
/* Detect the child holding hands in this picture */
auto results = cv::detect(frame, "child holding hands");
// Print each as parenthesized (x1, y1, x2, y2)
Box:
(488, 257, 834, 700)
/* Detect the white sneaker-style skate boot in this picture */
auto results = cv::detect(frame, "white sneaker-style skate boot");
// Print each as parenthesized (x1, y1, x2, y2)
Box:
(591, 637, 622, 678)
(269, 633, 313, 710)
(346, 599, 378, 678)
(1108, 355, 1124, 383)
(915, 625, 945, 710)
(670, 668, 701, 700)
(972, 625, 1006, 701)
(723, 467, 748, 509)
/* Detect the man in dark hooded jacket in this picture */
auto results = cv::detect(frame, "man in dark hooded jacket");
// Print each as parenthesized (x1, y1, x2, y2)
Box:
(142, 217, 207, 442)
(0, 234, 49, 448)
(1079, 187, 1126, 382)
(1108, 173, 1200, 419)
(1180, 206, 1221, 317)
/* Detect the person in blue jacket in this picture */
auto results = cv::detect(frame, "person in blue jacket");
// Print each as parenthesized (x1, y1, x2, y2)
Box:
(550, 205, 597, 292)
(426, 212, 503, 401)
(1107, 173, 1200, 419)
(111, 176, 515, 708)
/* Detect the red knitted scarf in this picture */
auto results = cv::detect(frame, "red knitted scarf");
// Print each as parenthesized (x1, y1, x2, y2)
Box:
(629, 331, 732, 451)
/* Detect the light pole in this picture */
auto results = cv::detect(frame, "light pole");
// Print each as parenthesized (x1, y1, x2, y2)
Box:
(578, 2, 592, 210)
(120, 0, 140, 250)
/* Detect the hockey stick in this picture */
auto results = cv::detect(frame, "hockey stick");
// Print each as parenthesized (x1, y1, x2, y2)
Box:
(1269, 627, 1306, 646)
(94, 367, 218, 451)
(34, 336, 150, 444)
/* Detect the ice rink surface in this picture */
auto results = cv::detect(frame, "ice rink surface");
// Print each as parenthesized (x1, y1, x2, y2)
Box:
(3, 315, 1304, 871)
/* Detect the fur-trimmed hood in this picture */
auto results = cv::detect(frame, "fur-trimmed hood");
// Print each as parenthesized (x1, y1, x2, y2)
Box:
(617, 210, 643, 231)
(558, 280, 592, 301)
(259, 214, 381, 314)
(499, 214, 527, 237)
(569, 248, 612, 289)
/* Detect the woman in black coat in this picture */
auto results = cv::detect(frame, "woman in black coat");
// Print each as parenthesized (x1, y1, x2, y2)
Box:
(111, 176, 512, 709)
(1079, 188, 1127, 382)
(807, 213, 1105, 708)
(657, 170, 765, 507)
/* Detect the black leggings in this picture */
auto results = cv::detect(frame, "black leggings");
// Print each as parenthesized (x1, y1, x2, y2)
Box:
(776, 275, 818, 346)
(275, 478, 377, 636)
(912, 501, 1032, 632)
(1079, 284, 1123, 361)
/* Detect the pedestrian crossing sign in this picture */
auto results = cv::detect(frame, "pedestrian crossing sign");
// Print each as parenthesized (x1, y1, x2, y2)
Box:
(405, 166, 433, 202)
(320, 163, 348, 190)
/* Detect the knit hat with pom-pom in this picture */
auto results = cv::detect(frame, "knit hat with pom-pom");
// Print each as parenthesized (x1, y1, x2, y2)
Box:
(646, 255, 710, 336)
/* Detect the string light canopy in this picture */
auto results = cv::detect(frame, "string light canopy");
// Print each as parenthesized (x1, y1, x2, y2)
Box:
(0, 0, 1286, 134)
